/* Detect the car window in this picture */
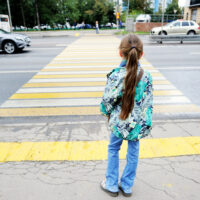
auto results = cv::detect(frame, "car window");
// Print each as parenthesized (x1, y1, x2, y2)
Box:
(0, 17, 8, 22)
(173, 22, 180, 27)
(190, 21, 195, 26)
(182, 22, 189, 26)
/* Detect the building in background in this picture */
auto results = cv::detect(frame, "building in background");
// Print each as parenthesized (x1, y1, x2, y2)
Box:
(184, 0, 200, 24)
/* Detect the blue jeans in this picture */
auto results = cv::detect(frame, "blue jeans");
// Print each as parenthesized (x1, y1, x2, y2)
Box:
(106, 133, 139, 193)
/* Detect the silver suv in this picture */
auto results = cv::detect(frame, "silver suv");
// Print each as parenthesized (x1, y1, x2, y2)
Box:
(0, 29, 31, 54)
(151, 20, 200, 35)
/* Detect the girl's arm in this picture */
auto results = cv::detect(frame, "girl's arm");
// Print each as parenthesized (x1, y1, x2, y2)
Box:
(100, 71, 123, 117)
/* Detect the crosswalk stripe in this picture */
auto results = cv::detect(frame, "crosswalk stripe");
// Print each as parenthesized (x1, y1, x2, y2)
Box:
(23, 80, 171, 88)
(42, 67, 114, 71)
(42, 65, 155, 70)
(10, 90, 183, 99)
(0, 105, 200, 117)
(0, 137, 200, 162)
(28, 77, 167, 83)
(38, 71, 111, 75)
(53, 57, 121, 60)
(44, 65, 155, 69)
(51, 60, 121, 64)
(17, 85, 176, 94)
(29, 78, 107, 83)
(33, 72, 163, 79)
(47, 62, 151, 66)
(23, 82, 107, 87)
(17, 86, 105, 93)
(45, 65, 117, 69)
(1, 96, 191, 108)
(37, 69, 159, 75)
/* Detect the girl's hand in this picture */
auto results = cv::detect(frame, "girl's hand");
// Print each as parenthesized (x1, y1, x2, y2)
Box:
(107, 115, 110, 122)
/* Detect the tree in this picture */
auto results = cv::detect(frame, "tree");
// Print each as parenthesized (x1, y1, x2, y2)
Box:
(0, 0, 115, 28)
(123, 0, 153, 14)
(165, 0, 181, 15)
(19, 0, 26, 27)
(0, 0, 8, 14)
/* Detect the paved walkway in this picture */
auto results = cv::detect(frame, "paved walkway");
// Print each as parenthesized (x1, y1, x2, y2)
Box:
(0, 120, 200, 200)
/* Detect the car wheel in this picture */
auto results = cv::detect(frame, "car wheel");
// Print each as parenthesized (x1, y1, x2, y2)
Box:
(187, 30, 195, 35)
(159, 31, 167, 35)
(3, 41, 16, 54)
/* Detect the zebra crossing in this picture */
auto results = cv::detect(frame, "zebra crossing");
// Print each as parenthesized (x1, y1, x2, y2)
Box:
(0, 35, 200, 118)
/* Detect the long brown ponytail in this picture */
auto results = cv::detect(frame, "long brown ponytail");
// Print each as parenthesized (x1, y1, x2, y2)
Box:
(119, 34, 143, 120)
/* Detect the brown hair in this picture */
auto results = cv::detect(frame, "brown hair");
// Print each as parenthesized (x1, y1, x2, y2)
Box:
(119, 34, 143, 120)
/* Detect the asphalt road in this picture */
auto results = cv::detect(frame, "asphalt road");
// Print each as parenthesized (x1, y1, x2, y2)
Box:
(0, 36, 77, 106)
(0, 35, 200, 123)
(144, 43, 200, 106)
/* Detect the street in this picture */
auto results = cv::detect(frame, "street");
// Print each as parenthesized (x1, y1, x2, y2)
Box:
(0, 34, 200, 200)
(0, 35, 200, 123)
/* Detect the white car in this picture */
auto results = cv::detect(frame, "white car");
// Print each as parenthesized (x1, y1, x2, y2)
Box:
(151, 20, 200, 35)
(0, 29, 31, 54)
(136, 14, 151, 23)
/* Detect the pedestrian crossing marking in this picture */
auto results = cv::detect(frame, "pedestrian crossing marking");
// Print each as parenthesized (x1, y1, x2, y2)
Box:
(0, 105, 200, 117)
(0, 136, 200, 162)
(41, 67, 115, 72)
(0, 35, 200, 117)
(22, 80, 171, 88)
(10, 90, 182, 99)
(17, 85, 176, 94)
(23, 82, 107, 88)
(41, 67, 156, 72)
(33, 72, 163, 79)
(1, 97, 191, 108)
(38, 69, 159, 75)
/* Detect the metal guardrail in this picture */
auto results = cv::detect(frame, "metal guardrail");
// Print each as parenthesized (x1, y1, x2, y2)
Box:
(150, 35, 200, 44)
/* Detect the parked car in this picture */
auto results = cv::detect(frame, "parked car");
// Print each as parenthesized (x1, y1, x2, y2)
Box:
(136, 14, 151, 23)
(33, 24, 51, 30)
(84, 24, 92, 29)
(40, 24, 51, 30)
(0, 29, 31, 54)
(65, 22, 71, 29)
(151, 20, 200, 35)
(13, 26, 28, 31)
(101, 23, 117, 28)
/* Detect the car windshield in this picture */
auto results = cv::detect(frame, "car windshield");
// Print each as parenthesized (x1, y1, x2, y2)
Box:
(0, 29, 10, 34)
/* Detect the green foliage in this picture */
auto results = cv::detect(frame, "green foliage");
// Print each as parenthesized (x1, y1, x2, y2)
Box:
(123, 0, 153, 14)
(165, 0, 181, 15)
(0, 0, 9, 14)
(0, 0, 115, 28)
(115, 30, 149, 35)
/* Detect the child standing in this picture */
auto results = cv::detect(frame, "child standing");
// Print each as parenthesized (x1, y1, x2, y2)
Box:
(100, 34, 153, 197)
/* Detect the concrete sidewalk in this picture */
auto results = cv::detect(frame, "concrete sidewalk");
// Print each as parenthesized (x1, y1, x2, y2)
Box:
(0, 120, 200, 200)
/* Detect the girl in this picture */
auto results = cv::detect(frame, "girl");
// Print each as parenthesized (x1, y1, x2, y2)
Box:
(100, 34, 153, 197)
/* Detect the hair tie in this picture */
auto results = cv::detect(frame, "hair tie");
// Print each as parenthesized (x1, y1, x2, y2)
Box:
(131, 46, 136, 50)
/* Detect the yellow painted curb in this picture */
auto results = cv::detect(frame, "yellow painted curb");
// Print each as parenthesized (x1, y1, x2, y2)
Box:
(0, 137, 200, 162)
